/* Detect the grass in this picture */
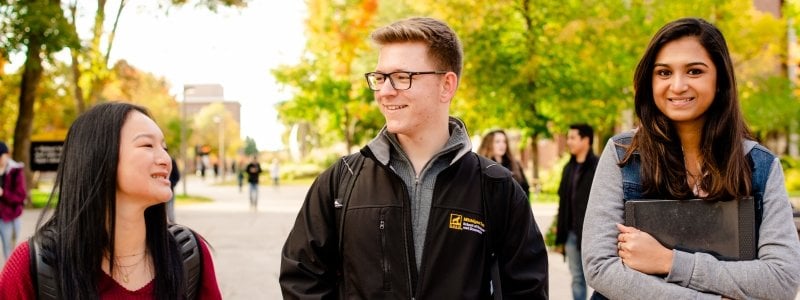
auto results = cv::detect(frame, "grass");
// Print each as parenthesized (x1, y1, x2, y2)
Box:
(29, 189, 212, 208)
(175, 194, 213, 203)
(530, 192, 559, 204)
(31, 189, 52, 208)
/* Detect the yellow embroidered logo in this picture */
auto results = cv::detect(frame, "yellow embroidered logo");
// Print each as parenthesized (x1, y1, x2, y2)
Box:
(449, 214, 463, 230)
(448, 213, 485, 235)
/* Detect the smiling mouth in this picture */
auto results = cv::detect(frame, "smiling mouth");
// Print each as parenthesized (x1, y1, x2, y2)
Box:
(668, 97, 695, 103)
(384, 105, 408, 111)
(151, 174, 167, 180)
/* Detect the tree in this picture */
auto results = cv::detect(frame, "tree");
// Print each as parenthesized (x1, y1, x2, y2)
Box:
(64, 0, 247, 114)
(242, 136, 258, 157)
(273, 0, 380, 156)
(190, 102, 241, 162)
(1, 0, 78, 189)
(101, 60, 183, 156)
(1, 0, 247, 192)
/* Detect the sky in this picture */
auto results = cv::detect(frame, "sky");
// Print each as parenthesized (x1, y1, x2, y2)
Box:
(99, 1, 307, 151)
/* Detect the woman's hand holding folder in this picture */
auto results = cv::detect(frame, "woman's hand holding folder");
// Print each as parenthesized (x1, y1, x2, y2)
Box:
(616, 223, 674, 275)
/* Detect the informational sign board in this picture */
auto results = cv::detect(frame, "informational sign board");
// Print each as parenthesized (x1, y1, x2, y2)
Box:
(30, 141, 64, 171)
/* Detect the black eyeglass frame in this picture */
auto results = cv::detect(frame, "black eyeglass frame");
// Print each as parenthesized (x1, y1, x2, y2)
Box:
(364, 71, 448, 91)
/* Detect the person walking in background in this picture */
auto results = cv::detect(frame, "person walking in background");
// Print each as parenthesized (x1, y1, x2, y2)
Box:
(270, 158, 280, 188)
(167, 157, 180, 223)
(0, 102, 221, 298)
(582, 18, 800, 299)
(478, 129, 530, 196)
(280, 17, 548, 299)
(0, 141, 26, 264)
(236, 160, 244, 193)
(554, 124, 597, 300)
(245, 157, 261, 208)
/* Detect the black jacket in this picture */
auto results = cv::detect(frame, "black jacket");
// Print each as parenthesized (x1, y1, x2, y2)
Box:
(555, 152, 599, 248)
(280, 148, 548, 299)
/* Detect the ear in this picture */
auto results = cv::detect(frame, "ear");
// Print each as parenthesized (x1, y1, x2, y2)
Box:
(439, 72, 459, 103)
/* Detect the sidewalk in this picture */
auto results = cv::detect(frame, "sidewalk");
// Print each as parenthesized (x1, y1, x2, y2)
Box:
(12, 176, 572, 299)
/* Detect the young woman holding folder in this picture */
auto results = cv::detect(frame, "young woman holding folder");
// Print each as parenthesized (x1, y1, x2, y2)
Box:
(582, 18, 800, 299)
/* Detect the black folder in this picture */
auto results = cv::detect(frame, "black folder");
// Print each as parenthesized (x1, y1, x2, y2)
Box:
(624, 197, 756, 260)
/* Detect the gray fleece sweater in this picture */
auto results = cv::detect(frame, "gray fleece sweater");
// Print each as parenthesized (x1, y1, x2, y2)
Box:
(582, 137, 800, 300)
(366, 117, 472, 270)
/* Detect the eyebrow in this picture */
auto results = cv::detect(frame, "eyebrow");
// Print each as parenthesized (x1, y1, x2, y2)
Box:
(654, 62, 710, 68)
(132, 133, 162, 142)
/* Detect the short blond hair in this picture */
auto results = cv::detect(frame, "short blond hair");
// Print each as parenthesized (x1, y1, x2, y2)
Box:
(370, 17, 463, 78)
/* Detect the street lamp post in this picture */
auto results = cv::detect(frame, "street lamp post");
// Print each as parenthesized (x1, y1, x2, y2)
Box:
(213, 115, 225, 182)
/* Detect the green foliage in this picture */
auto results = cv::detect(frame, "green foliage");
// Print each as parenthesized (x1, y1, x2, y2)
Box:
(103, 60, 183, 154)
(544, 216, 558, 248)
(273, 0, 381, 156)
(191, 102, 241, 159)
(30, 189, 54, 208)
(0, 1, 78, 57)
(243, 136, 258, 157)
(783, 156, 800, 192)
(168, 0, 248, 11)
(539, 154, 570, 194)
(175, 194, 213, 203)
(281, 163, 326, 181)
(275, 0, 796, 167)
(742, 76, 799, 139)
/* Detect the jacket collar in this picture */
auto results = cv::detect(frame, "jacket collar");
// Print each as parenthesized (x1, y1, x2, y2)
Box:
(366, 117, 473, 166)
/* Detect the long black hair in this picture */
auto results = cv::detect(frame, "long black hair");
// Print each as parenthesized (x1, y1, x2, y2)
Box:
(36, 102, 185, 299)
(624, 17, 751, 200)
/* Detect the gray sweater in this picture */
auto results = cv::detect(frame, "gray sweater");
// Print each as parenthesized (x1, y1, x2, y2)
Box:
(582, 137, 800, 300)
(366, 117, 472, 269)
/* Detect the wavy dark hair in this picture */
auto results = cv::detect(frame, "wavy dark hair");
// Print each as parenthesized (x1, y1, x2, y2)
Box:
(478, 130, 524, 182)
(36, 102, 185, 299)
(622, 17, 752, 200)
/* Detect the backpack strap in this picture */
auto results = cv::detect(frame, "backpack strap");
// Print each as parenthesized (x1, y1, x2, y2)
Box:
(475, 153, 503, 300)
(168, 223, 203, 300)
(30, 231, 58, 300)
(333, 152, 365, 253)
(31, 225, 202, 300)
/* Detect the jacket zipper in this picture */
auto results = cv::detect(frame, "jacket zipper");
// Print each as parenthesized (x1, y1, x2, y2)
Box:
(380, 212, 391, 291)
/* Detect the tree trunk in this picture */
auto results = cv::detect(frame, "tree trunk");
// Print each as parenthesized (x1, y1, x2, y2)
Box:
(13, 35, 44, 195)
(70, 52, 86, 113)
(343, 108, 353, 155)
(68, 3, 86, 113)
(529, 132, 540, 181)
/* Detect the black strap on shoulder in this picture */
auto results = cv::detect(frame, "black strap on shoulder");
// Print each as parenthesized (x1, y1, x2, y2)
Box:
(334, 152, 365, 253)
(168, 223, 203, 300)
(31, 232, 58, 300)
(32, 225, 202, 300)
(475, 153, 503, 300)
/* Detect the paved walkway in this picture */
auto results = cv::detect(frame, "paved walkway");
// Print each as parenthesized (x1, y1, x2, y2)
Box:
(12, 176, 575, 299)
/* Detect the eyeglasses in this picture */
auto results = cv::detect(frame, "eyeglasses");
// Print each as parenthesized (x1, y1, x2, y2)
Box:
(364, 71, 447, 91)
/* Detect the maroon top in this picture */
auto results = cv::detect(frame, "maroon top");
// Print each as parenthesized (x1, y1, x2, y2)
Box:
(0, 165, 26, 222)
(0, 238, 222, 299)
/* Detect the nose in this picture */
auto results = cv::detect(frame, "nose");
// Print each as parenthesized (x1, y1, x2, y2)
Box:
(670, 74, 689, 94)
(156, 148, 171, 167)
(376, 79, 398, 97)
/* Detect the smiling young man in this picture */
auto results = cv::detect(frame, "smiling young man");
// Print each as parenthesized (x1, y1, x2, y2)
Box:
(280, 17, 548, 299)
